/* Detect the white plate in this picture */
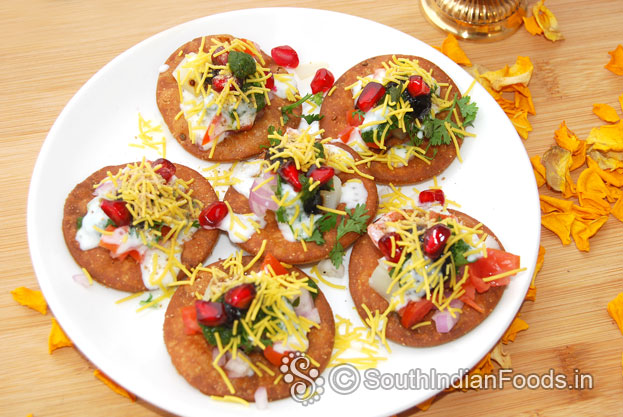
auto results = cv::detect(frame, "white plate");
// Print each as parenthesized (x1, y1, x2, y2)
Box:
(27, 7, 541, 417)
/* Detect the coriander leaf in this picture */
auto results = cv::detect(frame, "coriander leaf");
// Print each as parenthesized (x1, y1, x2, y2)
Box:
(302, 113, 324, 124)
(304, 228, 325, 245)
(313, 141, 325, 160)
(306, 278, 319, 299)
(139, 293, 153, 305)
(192, 220, 200, 228)
(336, 204, 369, 239)
(329, 242, 345, 269)
(276, 206, 287, 223)
(317, 212, 337, 233)
(77, 216, 83, 229)
(450, 238, 474, 268)
(457, 96, 478, 127)
(310, 92, 324, 106)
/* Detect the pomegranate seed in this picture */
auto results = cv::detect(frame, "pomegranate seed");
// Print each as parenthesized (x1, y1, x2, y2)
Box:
(100, 200, 132, 227)
(356, 82, 386, 112)
(211, 46, 229, 66)
(279, 162, 302, 192)
(199, 201, 228, 228)
(422, 224, 451, 260)
(211, 74, 235, 92)
(378, 232, 403, 263)
(271, 45, 299, 68)
(265, 73, 275, 91)
(224, 284, 256, 310)
(152, 158, 176, 182)
(407, 75, 431, 97)
(310, 68, 335, 94)
(418, 189, 445, 205)
(308, 166, 335, 184)
(195, 300, 228, 327)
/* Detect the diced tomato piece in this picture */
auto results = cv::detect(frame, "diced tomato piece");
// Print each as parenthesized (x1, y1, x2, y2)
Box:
(346, 110, 364, 127)
(308, 166, 334, 184)
(265, 73, 275, 91)
(459, 283, 485, 313)
(202, 114, 226, 146)
(263, 345, 289, 367)
(152, 158, 176, 182)
(261, 253, 288, 276)
(470, 249, 520, 288)
(181, 305, 202, 335)
(398, 299, 433, 328)
(338, 126, 354, 143)
(278, 163, 302, 191)
(98, 240, 141, 263)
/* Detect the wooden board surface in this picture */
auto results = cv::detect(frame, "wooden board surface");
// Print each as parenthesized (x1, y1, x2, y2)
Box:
(1, 0, 622, 416)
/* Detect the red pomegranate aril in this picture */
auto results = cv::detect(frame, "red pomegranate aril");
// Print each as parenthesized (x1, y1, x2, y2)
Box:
(271, 45, 299, 68)
(199, 201, 228, 228)
(418, 189, 445, 205)
(279, 162, 302, 192)
(211, 46, 229, 66)
(356, 82, 386, 112)
(308, 166, 335, 184)
(224, 284, 257, 310)
(100, 199, 132, 227)
(310, 68, 335, 94)
(422, 224, 451, 260)
(195, 300, 228, 327)
(378, 232, 403, 263)
(265, 73, 275, 91)
(152, 158, 176, 182)
(407, 75, 431, 97)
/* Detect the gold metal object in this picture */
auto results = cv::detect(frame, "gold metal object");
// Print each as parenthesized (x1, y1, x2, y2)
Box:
(419, 0, 527, 41)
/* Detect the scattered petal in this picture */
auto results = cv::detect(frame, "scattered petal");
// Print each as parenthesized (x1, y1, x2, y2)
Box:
(593, 103, 620, 123)
(531, 155, 546, 187)
(523, 15, 543, 36)
(554, 121, 581, 153)
(588, 149, 623, 171)
(605, 45, 623, 76)
(491, 343, 512, 368)
(542, 145, 572, 191)
(612, 194, 623, 222)
(440, 33, 472, 66)
(481, 56, 534, 90)
(533, 0, 564, 42)
(571, 216, 608, 251)
(512, 84, 536, 115)
(526, 245, 545, 301)
(540, 194, 574, 213)
(586, 121, 623, 152)
(619, 94, 623, 114)
(607, 293, 623, 335)
(94, 369, 137, 401)
(415, 397, 435, 411)
(510, 110, 533, 139)
(586, 156, 623, 187)
(541, 212, 575, 244)
(502, 316, 530, 344)
(11, 286, 47, 315)
(49, 318, 73, 354)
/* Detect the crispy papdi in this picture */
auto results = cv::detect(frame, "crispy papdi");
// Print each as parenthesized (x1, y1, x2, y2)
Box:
(62, 163, 219, 292)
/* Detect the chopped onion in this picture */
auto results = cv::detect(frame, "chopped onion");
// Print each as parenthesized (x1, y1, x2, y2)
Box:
(225, 353, 254, 378)
(294, 289, 320, 324)
(432, 299, 464, 333)
(72, 273, 91, 288)
(254, 386, 268, 409)
(319, 175, 342, 210)
(368, 259, 393, 302)
(93, 180, 115, 197)
(248, 173, 278, 218)
(213, 348, 228, 367)
(317, 258, 344, 278)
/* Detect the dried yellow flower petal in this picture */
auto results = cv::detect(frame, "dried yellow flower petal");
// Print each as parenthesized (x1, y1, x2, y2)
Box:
(502, 316, 529, 344)
(510, 110, 532, 139)
(572, 203, 608, 221)
(541, 212, 575, 245)
(531, 155, 546, 187)
(415, 397, 435, 411)
(523, 15, 543, 36)
(586, 120, 623, 152)
(607, 293, 623, 334)
(619, 94, 623, 114)
(11, 286, 47, 315)
(481, 56, 533, 91)
(542, 145, 572, 191)
(605, 45, 623, 76)
(491, 343, 512, 368)
(440, 33, 472, 66)
(612, 194, 623, 222)
(49, 318, 73, 354)
(94, 369, 137, 401)
(593, 103, 620, 123)
(512, 84, 535, 115)
(586, 156, 623, 187)
(533, 0, 564, 42)
(554, 121, 581, 153)
(588, 149, 623, 170)
(540, 194, 573, 213)
(571, 216, 608, 252)
(526, 245, 545, 301)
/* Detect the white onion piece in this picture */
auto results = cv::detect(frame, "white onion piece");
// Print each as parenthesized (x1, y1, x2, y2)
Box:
(432, 300, 464, 333)
(72, 273, 91, 288)
(317, 258, 344, 278)
(293, 289, 320, 323)
(319, 175, 342, 210)
(225, 353, 254, 378)
(254, 386, 268, 409)
(248, 173, 278, 218)
(368, 259, 393, 302)
(212, 348, 228, 368)
(93, 180, 115, 197)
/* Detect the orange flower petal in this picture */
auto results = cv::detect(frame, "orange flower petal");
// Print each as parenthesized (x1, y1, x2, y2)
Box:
(416, 397, 435, 411)
(541, 212, 575, 244)
(513, 84, 536, 115)
(510, 110, 532, 139)
(572, 203, 608, 221)
(526, 245, 545, 301)
(586, 120, 623, 152)
(586, 156, 623, 187)
(577, 167, 612, 207)
(587, 149, 623, 171)
(605, 45, 623, 76)
(533, 0, 564, 42)
(540, 194, 573, 213)
(562, 171, 577, 199)
(94, 369, 137, 401)
(523, 15, 543, 36)
(593, 103, 620, 123)
(502, 316, 530, 344)
(607, 293, 623, 335)
(481, 56, 534, 91)
(48, 318, 73, 354)
(440, 33, 472, 66)
(571, 216, 608, 252)
(554, 121, 580, 153)
(570, 141, 587, 171)
(612, 194, 623, 222)
(530, 155, 546, 187)
(619, 93, 623, 114)
(11, 286, 47, 315)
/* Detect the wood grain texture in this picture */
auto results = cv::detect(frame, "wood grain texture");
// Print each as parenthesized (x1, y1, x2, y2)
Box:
(1, 0, 622, 416)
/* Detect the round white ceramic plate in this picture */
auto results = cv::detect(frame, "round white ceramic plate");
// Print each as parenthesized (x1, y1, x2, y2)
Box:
(27, 7, 541, 417)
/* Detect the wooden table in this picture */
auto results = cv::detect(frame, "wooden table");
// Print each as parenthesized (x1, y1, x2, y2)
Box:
(2, 0, 622, 415)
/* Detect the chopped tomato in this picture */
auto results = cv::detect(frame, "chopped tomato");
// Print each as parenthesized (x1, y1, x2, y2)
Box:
(98, 240, 142, 263)
(338, 126, 354, 143)
(470, 249, 520, 289)
(261, 253, 288, 276)
(346, 109, 364, 126)
(398, 299, 433, 328)
(263, 345, 289, 367)
(202, 115, 226, 146)
(181, 305, 202, 335)
(459, 283, 485, 313)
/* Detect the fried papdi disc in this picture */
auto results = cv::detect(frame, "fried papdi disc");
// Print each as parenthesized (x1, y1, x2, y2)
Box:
(163, 257, 335, 401)
(156, 34, 300, 162)
(223, 143, 378, 265)
(62, 163, 219, 292)
(319, 55, 463, 184)
(349, 209, 506, 347)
